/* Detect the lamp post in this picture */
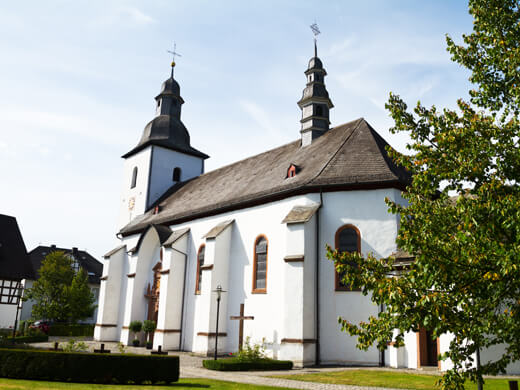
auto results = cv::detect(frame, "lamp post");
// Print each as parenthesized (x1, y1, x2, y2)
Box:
(212, 285, 226, 360)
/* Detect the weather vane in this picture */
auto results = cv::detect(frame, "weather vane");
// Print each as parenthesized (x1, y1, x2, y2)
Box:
(167, 42, 182, 77)
(310, 22, 320, 56)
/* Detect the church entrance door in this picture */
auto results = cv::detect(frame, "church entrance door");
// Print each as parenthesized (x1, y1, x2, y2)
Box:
(417, 327, 438, 368)
(145, 262, 162, 345)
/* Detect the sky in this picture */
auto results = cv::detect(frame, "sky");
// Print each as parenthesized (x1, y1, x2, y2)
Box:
(0, 0, 474, 260)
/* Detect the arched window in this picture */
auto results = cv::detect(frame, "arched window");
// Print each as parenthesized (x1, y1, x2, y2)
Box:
(131, 167, 138, 189)
(334, 225, 361, 291)
(252, 236, 268, 293)
(316, 106, 323, 116)
(173, 167, 181, 182)
(195, 245, 205, 294)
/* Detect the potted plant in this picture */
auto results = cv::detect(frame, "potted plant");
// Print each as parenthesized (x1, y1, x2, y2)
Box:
(142, 320, 156, 350)
(129, 320, 142, 347)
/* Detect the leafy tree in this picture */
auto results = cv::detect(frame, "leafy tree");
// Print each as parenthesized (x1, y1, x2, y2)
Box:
(25, 251, 96, 323)
(327, 1, 520, 389)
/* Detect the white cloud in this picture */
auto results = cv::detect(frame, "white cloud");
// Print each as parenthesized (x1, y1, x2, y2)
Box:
(119, 6, 156, 25)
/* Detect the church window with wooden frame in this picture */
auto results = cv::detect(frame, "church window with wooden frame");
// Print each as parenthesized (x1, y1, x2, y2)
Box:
(131, 167, 138, 189)
(252, 236, 268, 293)
(195, 244, 205, 294)
(334, 224, 361, 291)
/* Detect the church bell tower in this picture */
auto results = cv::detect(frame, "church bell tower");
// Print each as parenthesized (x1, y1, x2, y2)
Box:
(297, 41, 334, 147)
(118, 58, 209, 229)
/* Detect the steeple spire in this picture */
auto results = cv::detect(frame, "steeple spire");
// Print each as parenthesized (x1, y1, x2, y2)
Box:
(297, 24, 333, 147)
(167, 42, 182, 78)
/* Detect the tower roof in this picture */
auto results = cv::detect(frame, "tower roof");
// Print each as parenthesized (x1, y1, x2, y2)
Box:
(122, 113, 208, 159)
(122, 71, 208, 160)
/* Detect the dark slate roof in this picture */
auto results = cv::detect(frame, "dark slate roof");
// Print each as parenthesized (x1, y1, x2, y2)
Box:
(122, 115, 209, 159)
(29, 246, 103, 284)
(120, 118, 411, 236)
(0, 214, 34, 280)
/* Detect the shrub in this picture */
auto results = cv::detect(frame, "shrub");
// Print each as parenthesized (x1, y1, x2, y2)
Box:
(61, 339, 88, 352)
(0, 348, 179, 384)
(132, 339, 140, 347)
(236, 336, 266, 361)
(9, 335, 49, 343)
(203, 357, 293, 371)
(129, 321, 142, 333)
(48, 324, 94, 337)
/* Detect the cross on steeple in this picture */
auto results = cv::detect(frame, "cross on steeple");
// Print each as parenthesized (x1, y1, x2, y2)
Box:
(167, 42, 182, 78)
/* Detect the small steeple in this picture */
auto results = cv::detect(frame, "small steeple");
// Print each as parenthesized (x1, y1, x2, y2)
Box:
(122, 58, 208, 161)
(297, 29, 333, 147)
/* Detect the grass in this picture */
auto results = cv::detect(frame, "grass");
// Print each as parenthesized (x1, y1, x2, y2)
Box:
(271, 369, 518, 390)
(0, 378, 292, 390)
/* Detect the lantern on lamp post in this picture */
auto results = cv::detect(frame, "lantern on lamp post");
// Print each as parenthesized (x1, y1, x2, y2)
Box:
(212, 285, 226, 360)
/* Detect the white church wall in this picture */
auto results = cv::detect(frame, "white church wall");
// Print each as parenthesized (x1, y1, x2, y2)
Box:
(303, 215, 317, 353)
(148, 146, 204, 208)
(118, 148, 152, 230)
(103, 187, 405, 364)
(94, 247, 125, 341)
(319, 188, 400, 365)
(154, 234, 188, 350)
(120, 229, 161, 345)
(177, 194, 319, 357)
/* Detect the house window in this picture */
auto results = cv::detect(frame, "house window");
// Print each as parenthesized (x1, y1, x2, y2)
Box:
(173, 167, 181, 182)
(131, 167, 138, 189)
(68, 254, 81, 273)
(252, 236, 268, 293)
(157, 100, 161, 107)
(316, 106, 323, 116)
(195, 244, 205, 294)
(334, 225, 361, 291)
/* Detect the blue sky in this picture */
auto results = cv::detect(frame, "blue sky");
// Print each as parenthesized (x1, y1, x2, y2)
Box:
(0, 1, 473, 259)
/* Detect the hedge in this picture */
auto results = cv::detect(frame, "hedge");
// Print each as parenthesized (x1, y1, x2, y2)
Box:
(10, 335, 49, 343)
(203, 357, 293, 371)
(0, 348, 179, 384)
(48, 324, 94, 337)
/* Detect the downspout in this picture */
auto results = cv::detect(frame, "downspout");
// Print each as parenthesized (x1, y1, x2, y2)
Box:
(379, 303, 385, 367)
(171, 245, 188, 351)
(315, 188, 323, 366)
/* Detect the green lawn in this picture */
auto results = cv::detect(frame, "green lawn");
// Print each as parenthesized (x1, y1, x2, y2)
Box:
(0, 378, 291, 390)
(272, 369, 518, 390)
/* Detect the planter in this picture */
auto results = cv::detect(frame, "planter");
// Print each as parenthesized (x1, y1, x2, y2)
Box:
(146, 342, 153, 350)
(132, 339, 140, 347)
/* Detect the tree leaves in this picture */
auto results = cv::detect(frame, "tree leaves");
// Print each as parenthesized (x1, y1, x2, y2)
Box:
(327, 1, 520, 389)
(24, 251, 96, 323)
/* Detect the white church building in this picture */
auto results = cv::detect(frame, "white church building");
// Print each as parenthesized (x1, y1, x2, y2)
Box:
(94, 45, 520, 373)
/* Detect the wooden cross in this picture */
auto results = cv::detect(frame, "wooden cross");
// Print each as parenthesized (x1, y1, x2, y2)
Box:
(230, 303, 254, 351)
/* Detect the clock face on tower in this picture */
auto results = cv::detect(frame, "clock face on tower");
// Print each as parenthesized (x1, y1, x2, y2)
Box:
(128, 197, 135, 211)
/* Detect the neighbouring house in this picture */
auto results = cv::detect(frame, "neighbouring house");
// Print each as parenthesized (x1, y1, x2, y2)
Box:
(94, 42, 520, 374)
(20, 245, 103, 323)
(0, 214, 34, 329)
